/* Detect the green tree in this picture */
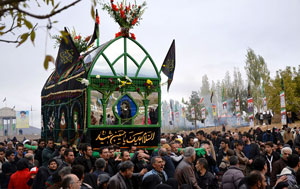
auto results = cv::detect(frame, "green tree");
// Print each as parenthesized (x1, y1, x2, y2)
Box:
(244, 48, 270, 112)
(183, 91, 203, 129)
(268, 67, 300, 114)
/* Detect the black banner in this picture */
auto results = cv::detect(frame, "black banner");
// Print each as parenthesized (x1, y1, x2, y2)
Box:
(87, 9, 99, 47)
(90, 127, 160, 148)
(55, 28, 79, 76)
(161, 40, 175, 92)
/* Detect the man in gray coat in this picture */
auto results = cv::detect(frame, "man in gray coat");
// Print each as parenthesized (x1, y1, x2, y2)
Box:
(175, 147, 200, 189)
(108, 161, 134, 189)
(221, 155, 244, 189)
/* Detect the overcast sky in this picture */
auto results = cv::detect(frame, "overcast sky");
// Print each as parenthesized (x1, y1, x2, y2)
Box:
(0, 0, 300, 128)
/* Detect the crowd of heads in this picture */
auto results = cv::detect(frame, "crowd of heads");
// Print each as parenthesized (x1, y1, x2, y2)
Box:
(0, 125, 300, 188)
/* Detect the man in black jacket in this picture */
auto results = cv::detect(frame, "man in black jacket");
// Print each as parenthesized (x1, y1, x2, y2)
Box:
(242, 133, 260, 161)
(195, 158, 218, 189)
(74, 144, 95, 173)
(263, 141, 280, 185)
(35, 139, 45, 167)
(100, 146, 116, 176)
(159, 147, 175, 178)
(42, 138, 58, 167)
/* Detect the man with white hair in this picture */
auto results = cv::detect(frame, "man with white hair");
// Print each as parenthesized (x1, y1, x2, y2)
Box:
(270, 146, 292, 187)
(175, 147, 200, 189)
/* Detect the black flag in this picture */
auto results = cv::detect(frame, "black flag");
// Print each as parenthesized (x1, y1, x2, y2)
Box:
(161, 40, 176, 92)
(55, 28, 79, 76)
(210, 91, 214, 103)
(88, 9, 99, 47)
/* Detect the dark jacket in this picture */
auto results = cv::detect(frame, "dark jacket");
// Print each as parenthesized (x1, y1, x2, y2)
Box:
(264, 151, 280, 177)
(221, 166, 244, 189)
(42, 147, 57, 167)
(243, 142, 260, 160)
(0, 162, 13, 188)
(35, 146, 44, 167)
(32, 166, 56, 189)
(217, 149, 226, 167)
(74, 156, 96, 173)
(212, 137, 221, 154)
(175, 158, 200, 189)
(195, 170, 218, 189)
(262, 133, 274, 142)
(162, 155, 175, 178)
(108, 172, 132, 189)
(295, 134, 300, 147)
(270, 158, 288, 187)
(105, 159, 117, 176)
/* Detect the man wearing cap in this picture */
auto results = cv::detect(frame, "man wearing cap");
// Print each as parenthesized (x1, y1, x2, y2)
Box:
(270, 146, 292, 187)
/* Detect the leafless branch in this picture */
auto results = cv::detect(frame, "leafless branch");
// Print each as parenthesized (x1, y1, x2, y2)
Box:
(0, 39, 19, 43)
(16, 0, 81, 19)
(1, 15, 18, 35)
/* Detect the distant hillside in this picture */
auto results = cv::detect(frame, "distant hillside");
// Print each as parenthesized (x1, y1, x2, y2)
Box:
(19, 126, 41, 135)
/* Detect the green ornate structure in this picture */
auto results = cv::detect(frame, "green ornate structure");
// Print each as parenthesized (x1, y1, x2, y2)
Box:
(41, 36, 161, 150)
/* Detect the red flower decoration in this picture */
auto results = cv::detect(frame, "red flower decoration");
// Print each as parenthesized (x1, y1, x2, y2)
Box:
(84, 35, 91, 42)
(112, 4, 118, 11)
(130, 33, 136, 40)
(116, 87, 120, 91)
(137, 88, 140, 92)
(100, 83, 104, 87)
(120, 10, 125, 19)
(120, 2, 123, 10)
(115, 32, 122, 38)
(74, 35, 81, 40)
(109, 78, 113, 83)
(132, 18, 138, 25)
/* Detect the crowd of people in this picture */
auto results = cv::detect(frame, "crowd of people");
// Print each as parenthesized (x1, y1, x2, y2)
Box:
(0, 125, 300, 189)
